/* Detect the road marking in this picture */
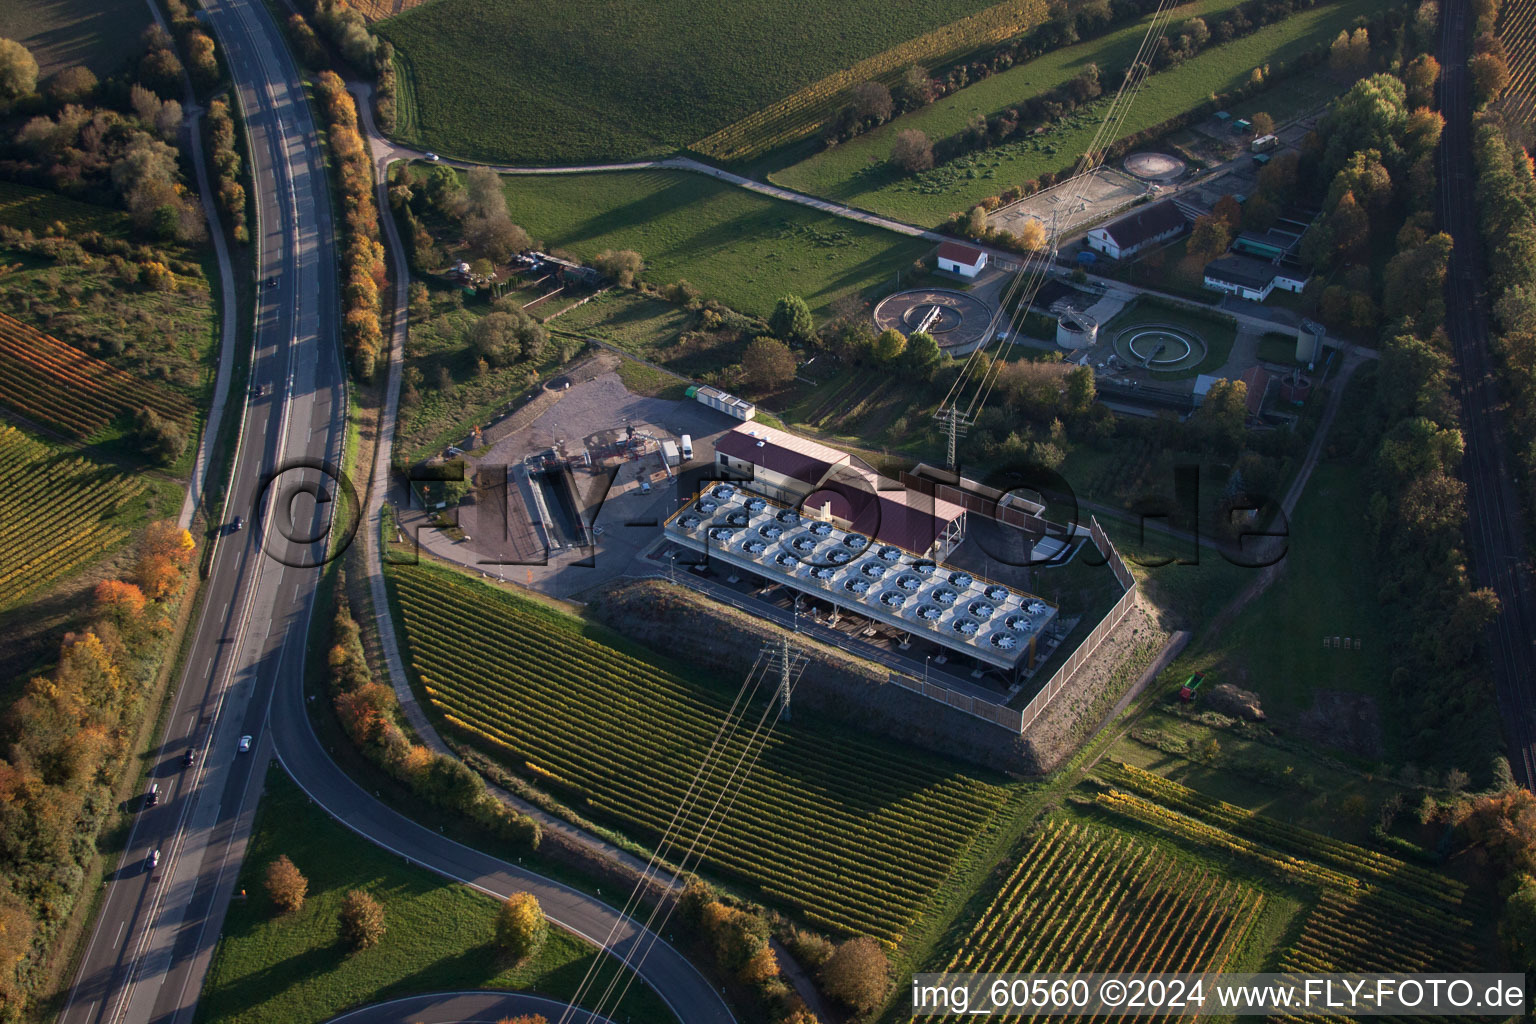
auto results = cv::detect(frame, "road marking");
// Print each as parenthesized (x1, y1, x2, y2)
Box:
(114, 922, 125, 948)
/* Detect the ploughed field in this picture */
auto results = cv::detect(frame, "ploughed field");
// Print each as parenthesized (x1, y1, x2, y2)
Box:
(387, 562, 1011, 945)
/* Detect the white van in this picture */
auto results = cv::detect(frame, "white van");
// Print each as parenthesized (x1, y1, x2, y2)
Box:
(680, 434, 694, 461)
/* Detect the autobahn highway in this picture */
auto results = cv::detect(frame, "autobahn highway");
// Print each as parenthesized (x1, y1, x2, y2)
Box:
(1437, 0, 1536, 786)
(55, 0, 734, 1020)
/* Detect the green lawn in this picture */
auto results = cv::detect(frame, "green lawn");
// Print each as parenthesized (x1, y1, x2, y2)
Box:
(498, 170, 928, 317)
(0, 0, 149, 76)
(377, 0, 1004, 164)
(1172, 462, 1392, 718)
(196, 769, 675, 1024)
(773, 0, 1385, 226)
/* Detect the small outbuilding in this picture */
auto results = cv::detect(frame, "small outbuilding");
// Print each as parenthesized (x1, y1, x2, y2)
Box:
(936, 242, 988, 278)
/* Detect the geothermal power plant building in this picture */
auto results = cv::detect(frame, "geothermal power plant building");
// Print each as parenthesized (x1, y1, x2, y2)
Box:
(670, 425, 1059, 675)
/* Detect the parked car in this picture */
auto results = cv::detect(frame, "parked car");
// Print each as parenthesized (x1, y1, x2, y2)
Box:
(238, 735, 252, 753)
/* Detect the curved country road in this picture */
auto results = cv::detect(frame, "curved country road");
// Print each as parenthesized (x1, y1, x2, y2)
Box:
(323, 991, 613, 1024)
(55, 0, 734, 1021)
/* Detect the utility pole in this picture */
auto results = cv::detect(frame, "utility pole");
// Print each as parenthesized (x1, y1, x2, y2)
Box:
(778, 635, 792, 721)
(764, 634, 797, 721)
(933, 405, 971, 471)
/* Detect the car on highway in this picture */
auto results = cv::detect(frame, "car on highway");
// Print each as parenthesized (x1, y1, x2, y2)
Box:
(238, 735, 252, 753)
(265, 276, 278, 288)
(231, 516, 243, 533)
(147, 850, 160, 872)
(183, 749, 196, 768)
(145, 783, 158, 807)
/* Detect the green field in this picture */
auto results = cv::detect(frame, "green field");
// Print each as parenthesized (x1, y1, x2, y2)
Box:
(378, 0, 1004, 163)
(1165, 463, 1395, 718)
(774, 0, 1385, 226)
(197, 770, 674, 1024)
(495, 170, 928, 317)
(0, 0, 149, 76)
(387, 561, 1010, 946)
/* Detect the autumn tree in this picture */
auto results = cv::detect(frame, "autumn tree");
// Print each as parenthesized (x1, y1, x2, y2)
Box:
(136, 521, 196, 599)
(1403, 53, 1440, 106)
(896, 64, 934, 108)
(1249, 111, 1275, 136)
(0, 38, 38, 101)
(1016, 217, 1048, 250)
(891, 129, 934, 172)
(700, 900, 771, 979)
(742, 337, 796, 390)
(46, 65, 97, 103)
(265, 855, 308, 913)
(594, 249, 643, 287)
(95, 580, 147, 620)
(966, 205, 988, 237)
(495, 892, 547, 959)
(1471, 51, 1510, 107)
(820, 935, 890, 1012)
(1187, 214, 1233, 263)
(851, 81, 893, 122)
(340, 889, 385, 949)
(769, 294, 815, 346)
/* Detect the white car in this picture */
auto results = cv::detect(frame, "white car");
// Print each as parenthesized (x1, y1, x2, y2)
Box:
(148, 850, 160, 871)
(238, 735, 252, 753)
(424, 152, 440, 162)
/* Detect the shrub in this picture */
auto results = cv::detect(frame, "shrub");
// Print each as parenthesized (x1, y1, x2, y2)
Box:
(769, 294, 814, 346)
(264, 855, 308, 913)
(495, 892, 547, 959)
(741, 336, 796, 390)
(891, 129, 934, 172)
(820, 935, 890, 1011)
(339, 889, 385, 950)
(595, 249, 644, 288)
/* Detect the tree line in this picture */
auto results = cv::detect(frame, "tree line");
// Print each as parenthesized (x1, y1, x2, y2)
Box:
(313, 72, 386, 380)
(0, 524, 196, 1020)
(327, 582, 542, 849)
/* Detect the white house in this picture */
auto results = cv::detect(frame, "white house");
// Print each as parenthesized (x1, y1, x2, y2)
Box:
(935, 242, 987, 278)
(1203, 255, 1311, 302)
(1084, 199, 1187, 260)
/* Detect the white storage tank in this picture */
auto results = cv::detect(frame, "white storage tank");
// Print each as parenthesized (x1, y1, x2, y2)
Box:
(1056, 310, 1099, 350)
